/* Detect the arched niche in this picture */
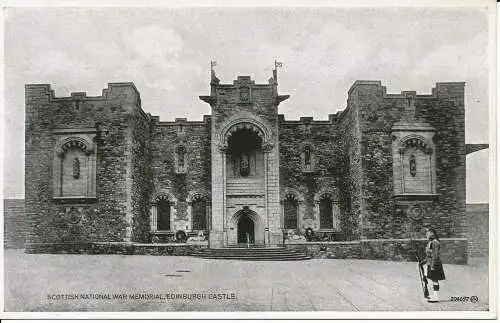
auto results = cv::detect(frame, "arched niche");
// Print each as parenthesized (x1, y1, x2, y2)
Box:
(53, 133, 97, 200)
(225, 126, 264, 178)
(397, 135, 436, 195)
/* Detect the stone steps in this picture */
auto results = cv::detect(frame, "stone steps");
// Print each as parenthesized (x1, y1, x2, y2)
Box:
(191, 247, 311, 261)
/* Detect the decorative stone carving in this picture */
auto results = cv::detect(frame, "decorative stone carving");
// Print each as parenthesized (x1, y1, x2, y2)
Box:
(61, 206, 84, 225)
(285, 229, 306, 242)
(240, 86, 250, 101)
(408, 204, 425, 221)
(217, 143, 228, 153)
(262, 142, 274, 153)
(56, 137, 94, 157)
(239, 153, 250, 176)
(398, 136, 433, 155)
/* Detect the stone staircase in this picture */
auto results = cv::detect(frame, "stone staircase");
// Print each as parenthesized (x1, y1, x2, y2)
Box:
(190, 246, 311, 261)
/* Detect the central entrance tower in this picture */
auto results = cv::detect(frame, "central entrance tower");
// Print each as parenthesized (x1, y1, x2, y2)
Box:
(200, 66, 289, 247)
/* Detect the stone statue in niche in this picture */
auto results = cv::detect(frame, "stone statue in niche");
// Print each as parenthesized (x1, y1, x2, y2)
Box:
(240, 153, 250, 177)
(73, 157, 80, 179)
(409, 154, 417, 177)
(178, 146, 185, 168)
(304, 146, 311, 166)
(240, 86, 250, 101)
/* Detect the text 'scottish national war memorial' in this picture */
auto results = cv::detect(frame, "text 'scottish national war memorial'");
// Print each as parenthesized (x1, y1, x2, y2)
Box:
(24, 66, 468, 262)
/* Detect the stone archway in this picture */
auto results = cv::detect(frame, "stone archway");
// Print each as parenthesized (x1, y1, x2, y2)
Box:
(229, 207, 265, 245)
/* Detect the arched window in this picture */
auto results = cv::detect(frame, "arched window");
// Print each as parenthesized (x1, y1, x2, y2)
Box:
(192, 198, 207, 230)
(53, 134, 97, 200)
(157, 197, 171, 231)
(150, 192, 177, 232)
(284, 196, 298, 229)
(319, 195, 333, 230)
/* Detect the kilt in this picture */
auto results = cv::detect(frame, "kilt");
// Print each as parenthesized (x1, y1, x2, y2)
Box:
(427, 262, 446, 281)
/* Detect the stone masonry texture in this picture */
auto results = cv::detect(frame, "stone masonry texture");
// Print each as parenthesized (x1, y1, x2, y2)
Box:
(23, 73, 468, 262)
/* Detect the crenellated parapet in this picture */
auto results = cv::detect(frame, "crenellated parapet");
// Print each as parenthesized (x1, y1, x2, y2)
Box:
(25, 82, 141, 104)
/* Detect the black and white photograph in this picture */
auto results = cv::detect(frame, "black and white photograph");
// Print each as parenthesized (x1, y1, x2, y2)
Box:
(1, 0, 496, 319)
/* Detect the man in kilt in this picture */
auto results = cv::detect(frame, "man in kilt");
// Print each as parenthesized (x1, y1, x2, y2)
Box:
(421, 228, 446, 303)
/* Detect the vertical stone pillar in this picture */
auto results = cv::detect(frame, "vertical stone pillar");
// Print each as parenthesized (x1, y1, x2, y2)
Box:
(210, 143, 226, 248)
(150, 204, 157, 232)
(263, 142, 282, 247)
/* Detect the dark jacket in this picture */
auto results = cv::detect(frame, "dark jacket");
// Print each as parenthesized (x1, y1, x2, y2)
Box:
(425, 238, 441, 270)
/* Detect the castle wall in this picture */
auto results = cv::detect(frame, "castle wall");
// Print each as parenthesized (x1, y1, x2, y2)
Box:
(337, 102, 364, 240)
(129, 107, 154, 242)
(149, 117, 211, 236)
(278, 117, 343, 234)
(348, 81, 466, 239)
(25, 83, 147, 245)
(23, 77, 467, 251)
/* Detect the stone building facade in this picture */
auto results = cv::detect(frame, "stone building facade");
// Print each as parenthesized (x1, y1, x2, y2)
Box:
(25, 68, 467, 250)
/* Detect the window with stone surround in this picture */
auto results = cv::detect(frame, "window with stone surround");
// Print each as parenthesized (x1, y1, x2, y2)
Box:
(157, 197, 171, 231)
(53, 131, 97, 201)
(150, 192, 177, 232)
(191, 198, 207, 231)
(284, 195, 299, 229)
(315, 191, 340, 231)
(319, 195, 333, 230)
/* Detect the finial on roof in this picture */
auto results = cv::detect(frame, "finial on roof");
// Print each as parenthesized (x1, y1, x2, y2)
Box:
(210, 60, 219, 84)
(273, 60, 283, 81)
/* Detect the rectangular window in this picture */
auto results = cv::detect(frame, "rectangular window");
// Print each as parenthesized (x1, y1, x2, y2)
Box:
(192, 200, 207, 230)
(157, 200, 171, 231)
(320, 198, 333, 229)
(284, 199, 298, 229)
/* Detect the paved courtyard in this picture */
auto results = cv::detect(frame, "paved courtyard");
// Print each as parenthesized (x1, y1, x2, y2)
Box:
(4, 250, 489, 312)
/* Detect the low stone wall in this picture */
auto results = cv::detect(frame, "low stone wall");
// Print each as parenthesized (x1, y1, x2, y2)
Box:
(24, 242, 207, 256)
(285, 238, 468, 264)
(23, 239, 466, 264)
(286, 241, 361, 259)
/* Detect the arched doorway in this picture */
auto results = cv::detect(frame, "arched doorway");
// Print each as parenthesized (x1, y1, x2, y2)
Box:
(237, 214, 255, 244)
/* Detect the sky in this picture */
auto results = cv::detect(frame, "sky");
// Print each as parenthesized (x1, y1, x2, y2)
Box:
(2, 6, 491, 202)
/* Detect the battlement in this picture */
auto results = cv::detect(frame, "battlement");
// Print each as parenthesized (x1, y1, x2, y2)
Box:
(153, 115, 212, 126)
(347, 80, 465, 99)
(278, 114, 336, 125)
(25, 82, 141, 104)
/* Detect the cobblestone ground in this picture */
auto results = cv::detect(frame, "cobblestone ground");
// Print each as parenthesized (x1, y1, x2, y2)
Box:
(4, 250, 489, 313)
